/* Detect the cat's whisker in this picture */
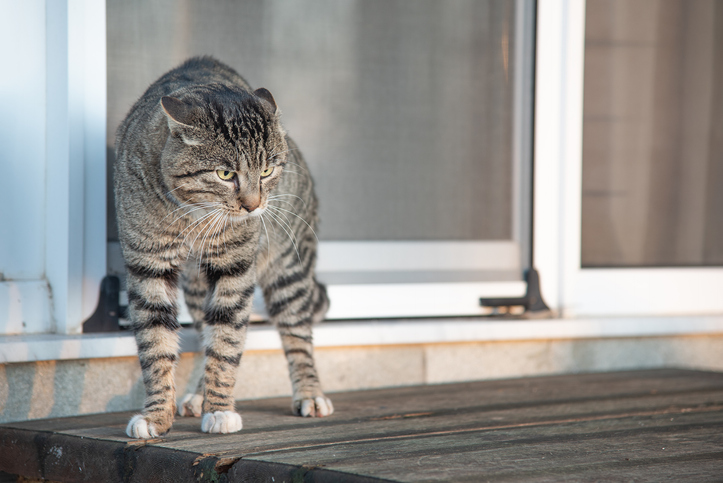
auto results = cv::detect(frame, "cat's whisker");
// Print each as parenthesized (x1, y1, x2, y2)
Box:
(160, 201, 206, 224)
(164, 203, 220, 231)
(197, 211, 225, 272)
(283, 160, 307, 169)
(174, 207, 220, 243)
(267, 198, 296, 208)
(265, 206, 296, 239)
(181, 212, 218, 256)
(259, 214, 272, 258)
(265, 209, 301, 264)
(221, 212, 230, 254)
(201, 210, 224, 259)
(266, 205, 319, 243)
(266, 213, 301, 265)
(178, 208, 223, 253)
(198, 211, 226, 271)
(268, 193, 307, 206)
(191, 209, 224, 260)
(268, 147, 300, 161)
(261, 212, 279, 243)
(213, 211, 229, 254)
(265, 208, 298, 248)
(161, 200, 220, 228)
(164, 182, 192, 197)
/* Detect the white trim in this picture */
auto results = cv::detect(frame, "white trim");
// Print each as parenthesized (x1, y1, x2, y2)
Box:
(79, 0, 107, 326)
(533, 0, 568, 314)
(46, 0, 84, 334)
(317, 241, 521, 273)
(45, 0, 107, 334)
(324, 282, 526, 319)
(558, 0, 586, 316)
(3, 315, 723, 363)
(533, 0, 587, 316)
(575, 269, 723, 317)
(312, 240, 524, 321)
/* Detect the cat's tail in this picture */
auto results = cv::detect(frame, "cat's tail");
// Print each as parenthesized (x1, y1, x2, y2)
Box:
(311, 278, 329, 324)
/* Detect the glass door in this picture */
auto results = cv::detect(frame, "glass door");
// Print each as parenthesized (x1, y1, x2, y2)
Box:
(106, 0, 537, 320)
(556, 0, 723, 317)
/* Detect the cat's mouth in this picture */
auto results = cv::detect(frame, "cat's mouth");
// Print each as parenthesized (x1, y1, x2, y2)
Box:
(230, 200, 267, 221)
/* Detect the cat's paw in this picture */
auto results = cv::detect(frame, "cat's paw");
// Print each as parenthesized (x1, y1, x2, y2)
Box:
(126, 414, 161, 439)
(293, 396, 334, 417)
(201, 411, 243, 433)
(178, 393, 203, 417)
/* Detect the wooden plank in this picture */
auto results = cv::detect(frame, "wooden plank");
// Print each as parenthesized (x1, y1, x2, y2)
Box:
(141, 388, 723, 457)
(1, 369, 722, 482)
(243, 409, 723, 481)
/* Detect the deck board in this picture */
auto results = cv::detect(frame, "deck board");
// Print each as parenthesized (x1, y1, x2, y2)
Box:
(1, 369, 723, 482)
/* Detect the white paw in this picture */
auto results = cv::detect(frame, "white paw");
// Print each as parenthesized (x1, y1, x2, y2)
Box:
(178, 393, 203, 417)
(297, 396, 334, 417)
(201, 411, 243, 434)
(126, 414, 160, 439)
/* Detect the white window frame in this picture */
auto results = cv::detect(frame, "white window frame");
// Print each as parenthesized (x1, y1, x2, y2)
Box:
(317, 241, 526, 319)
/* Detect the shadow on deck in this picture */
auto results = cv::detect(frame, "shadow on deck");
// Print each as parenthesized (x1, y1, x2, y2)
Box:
(1, 369, 723, 482)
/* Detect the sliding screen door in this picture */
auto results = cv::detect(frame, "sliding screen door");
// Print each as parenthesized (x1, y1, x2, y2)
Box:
(107, 0, 536, 319)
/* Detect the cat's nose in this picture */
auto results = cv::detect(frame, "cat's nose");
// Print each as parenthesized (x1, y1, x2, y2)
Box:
(240, 194, 261, 212)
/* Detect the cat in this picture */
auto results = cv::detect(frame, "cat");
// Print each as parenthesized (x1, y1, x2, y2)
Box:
(114, 57, 333, 439)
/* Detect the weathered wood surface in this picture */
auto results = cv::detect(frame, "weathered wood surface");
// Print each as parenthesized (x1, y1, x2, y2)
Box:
(1, 369, 723, 482)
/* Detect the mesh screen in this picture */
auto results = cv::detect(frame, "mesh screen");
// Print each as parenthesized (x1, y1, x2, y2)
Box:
(107, 0, 520, 241)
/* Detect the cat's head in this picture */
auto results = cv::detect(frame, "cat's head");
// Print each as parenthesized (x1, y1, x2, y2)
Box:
(158, 84, 288, 222)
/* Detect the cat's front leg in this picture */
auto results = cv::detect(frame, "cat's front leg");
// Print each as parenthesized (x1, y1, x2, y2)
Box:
(124, 264, 181, 439)
(177, 264, 208, 418)
(198, 258, 256, 434)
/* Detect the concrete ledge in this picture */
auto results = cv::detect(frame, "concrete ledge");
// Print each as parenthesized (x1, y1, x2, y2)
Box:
(3, 333, 723, 424)
(2, 315, 723, 363)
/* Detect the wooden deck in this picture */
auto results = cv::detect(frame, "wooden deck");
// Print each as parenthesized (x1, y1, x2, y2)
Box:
(1, 369, 723, 482)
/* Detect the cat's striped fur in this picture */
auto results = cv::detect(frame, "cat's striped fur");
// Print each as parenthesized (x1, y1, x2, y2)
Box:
(115, 57, 332, 439)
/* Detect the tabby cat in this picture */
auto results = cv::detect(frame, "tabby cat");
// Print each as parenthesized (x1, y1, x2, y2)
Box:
(115, 57, 332, 439)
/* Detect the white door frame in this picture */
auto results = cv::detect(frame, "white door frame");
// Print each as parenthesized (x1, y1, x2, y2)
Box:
(46, 0, 107, 333)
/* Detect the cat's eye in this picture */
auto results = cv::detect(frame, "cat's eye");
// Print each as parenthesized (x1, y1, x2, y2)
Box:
(261, 167, 274, 177)
(217, 170, 235, 180)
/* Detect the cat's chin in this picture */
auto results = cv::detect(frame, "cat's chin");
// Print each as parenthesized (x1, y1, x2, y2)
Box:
(228, 212, 257, 223)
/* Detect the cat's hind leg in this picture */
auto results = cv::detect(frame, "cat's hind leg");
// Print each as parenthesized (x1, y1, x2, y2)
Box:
(263, 273, 333, 417)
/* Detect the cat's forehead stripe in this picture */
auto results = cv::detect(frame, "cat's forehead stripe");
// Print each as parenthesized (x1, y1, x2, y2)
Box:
(205, 98, 273, 168)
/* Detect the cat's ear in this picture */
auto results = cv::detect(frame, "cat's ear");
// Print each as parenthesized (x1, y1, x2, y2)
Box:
(254, 88, 278, 113)
(160, 96, 203, 145)
(161, 96, 195, 126)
